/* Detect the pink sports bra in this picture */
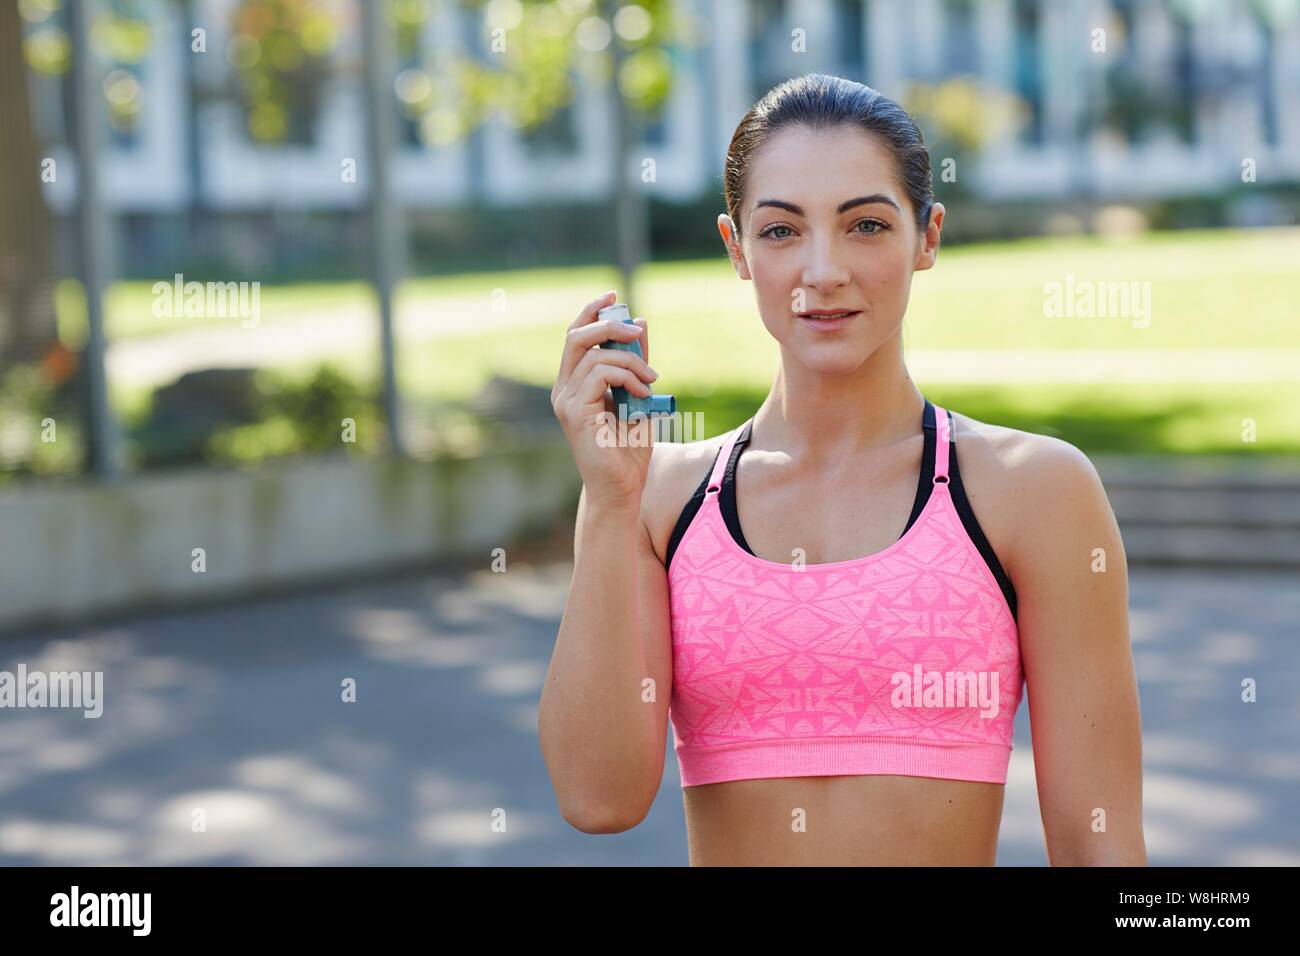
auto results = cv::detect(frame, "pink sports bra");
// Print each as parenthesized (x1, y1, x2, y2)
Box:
(666, 401, 1024, 787)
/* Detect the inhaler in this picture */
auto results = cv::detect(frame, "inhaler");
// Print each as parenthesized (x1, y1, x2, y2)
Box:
(596, 303, 675, 418)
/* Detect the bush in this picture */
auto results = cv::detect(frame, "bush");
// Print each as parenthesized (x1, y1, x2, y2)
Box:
(0, 359, 85, 482)
(129, 363, 383, 468)
(207, 364, 384, 465)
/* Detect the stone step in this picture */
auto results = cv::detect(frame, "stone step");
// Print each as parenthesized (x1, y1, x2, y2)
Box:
(1106, 486, 1300, 529)
(1117, 523, 1300, 569)
(1095, 455, 1300, 491)
(1091, 457, 1300, 566)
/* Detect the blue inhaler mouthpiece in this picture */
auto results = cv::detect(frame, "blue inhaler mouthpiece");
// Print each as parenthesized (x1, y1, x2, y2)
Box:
(596, 303, 675, 419)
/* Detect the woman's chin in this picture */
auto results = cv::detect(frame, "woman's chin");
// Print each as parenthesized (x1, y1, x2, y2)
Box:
(789, 348, 872, 376)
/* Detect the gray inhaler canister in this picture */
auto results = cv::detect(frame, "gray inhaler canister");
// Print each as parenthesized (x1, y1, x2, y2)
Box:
(596, 303, 675, 419)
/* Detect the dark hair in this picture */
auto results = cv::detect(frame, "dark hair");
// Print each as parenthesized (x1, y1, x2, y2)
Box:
(723, 73, 934, 238)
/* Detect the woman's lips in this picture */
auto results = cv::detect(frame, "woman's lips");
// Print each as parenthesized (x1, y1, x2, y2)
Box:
(799, 311, 859, 330)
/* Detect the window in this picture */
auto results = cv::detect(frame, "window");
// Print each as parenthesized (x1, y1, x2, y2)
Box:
(521, 104, 579, 157)
(21, 0, 151, 150)
(227, 0, 345, 147)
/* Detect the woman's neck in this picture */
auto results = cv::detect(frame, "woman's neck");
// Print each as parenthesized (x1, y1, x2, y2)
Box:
(751, 332, 925, 463)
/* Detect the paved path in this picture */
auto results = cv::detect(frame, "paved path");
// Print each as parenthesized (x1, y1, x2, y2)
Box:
(106, 288, 584, 389)
(0, 564, 1295, 865)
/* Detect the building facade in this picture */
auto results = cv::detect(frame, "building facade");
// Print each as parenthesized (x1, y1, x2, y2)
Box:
(27, 0, 1300, 216)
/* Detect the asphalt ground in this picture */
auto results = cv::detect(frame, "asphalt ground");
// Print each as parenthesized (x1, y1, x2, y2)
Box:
(0, 563, 1295, 866)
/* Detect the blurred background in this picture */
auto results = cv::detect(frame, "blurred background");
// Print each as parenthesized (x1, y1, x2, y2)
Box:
(0, 0, 1297, 865)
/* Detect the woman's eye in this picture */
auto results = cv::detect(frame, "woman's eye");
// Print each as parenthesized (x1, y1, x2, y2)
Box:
(759, 224, 793, 240)
(854, 219, 889, 235)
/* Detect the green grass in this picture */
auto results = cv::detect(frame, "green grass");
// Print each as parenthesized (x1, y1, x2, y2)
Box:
(99, 227, 1300, 456)
(75, 265, 624, 342)
(90, 227, 1300, 349)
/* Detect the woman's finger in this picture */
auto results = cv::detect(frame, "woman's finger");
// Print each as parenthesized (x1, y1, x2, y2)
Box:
(563, 337, 657, 396)
(573, 362, 652, 408)
(566, 290, 616, 332)
(557, 290, 618, 385)
(557, 317, 641, 388)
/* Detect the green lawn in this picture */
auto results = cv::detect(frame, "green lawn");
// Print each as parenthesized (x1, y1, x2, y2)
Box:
(102, 227, 1300, 455)
(396, 227, 1300, 454)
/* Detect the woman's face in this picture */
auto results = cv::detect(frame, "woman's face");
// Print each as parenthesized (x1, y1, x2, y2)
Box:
(719, 124, 943, 375)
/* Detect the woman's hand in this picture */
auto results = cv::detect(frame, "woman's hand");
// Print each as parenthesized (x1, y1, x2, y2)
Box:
(551, 291, 659, 508)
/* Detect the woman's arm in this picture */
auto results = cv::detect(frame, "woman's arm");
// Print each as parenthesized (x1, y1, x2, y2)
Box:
(538, 484, 673, 833)
(1010, 437, 1147, 866)
(538, 292, 671, 833)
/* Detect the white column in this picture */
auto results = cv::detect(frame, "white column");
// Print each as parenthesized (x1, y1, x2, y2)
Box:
(974, 0, 1016, 193)
(912, 0, 942, 79)
(790, 0, 835, 70)
(1039, 0, 1081, 147)
(711, 0, 752, 165)
(977, 0, 1016, 94)
(1227, 2, 1266, 157)
(865, 0, 902, 93)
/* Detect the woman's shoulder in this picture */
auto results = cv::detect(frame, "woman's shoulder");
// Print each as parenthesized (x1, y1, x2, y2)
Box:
(949, 410, 1115, 576)
(951, 410, 1101, 484)
(639, 426, 734, 567)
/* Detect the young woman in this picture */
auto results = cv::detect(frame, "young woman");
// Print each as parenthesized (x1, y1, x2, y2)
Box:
(540, 74, 1146, 866)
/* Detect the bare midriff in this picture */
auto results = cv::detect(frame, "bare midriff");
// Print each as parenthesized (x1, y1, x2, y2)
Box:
(681, 774, 1006, 866)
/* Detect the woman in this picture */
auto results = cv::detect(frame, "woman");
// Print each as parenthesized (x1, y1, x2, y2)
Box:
(540, 73, 1145, 866)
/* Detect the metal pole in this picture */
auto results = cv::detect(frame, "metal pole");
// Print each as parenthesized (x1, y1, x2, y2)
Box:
(67, 0, 121, 478)
(606, 0, 646, 306)
(360, 0, 406, 456)
(182, 0, 206, 221)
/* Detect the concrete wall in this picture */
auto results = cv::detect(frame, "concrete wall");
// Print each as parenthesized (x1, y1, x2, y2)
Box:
(6, 446, 1297, 635)
(0, 445, 578, 635)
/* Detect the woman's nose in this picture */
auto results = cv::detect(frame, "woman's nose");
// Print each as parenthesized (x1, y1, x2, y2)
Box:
(800, 237, 850, 293)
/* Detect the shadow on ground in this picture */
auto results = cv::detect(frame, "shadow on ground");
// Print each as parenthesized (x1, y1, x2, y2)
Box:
(0, 564, 1294, 865)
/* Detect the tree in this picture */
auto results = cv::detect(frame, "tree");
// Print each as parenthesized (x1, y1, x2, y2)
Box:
(396, 0, 684, 302)
(0, 0, 59, 363)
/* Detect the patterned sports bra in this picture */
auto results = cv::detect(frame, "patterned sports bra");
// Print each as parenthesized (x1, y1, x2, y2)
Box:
(665, 400, 1024, 787)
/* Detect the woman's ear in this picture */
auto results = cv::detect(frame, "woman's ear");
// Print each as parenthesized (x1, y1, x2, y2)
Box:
(914, 202, 944, 272)
(718, 214, 751, 280)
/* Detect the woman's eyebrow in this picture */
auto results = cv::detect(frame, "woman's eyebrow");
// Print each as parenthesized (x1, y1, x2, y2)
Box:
(751, 194, 901, 219)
